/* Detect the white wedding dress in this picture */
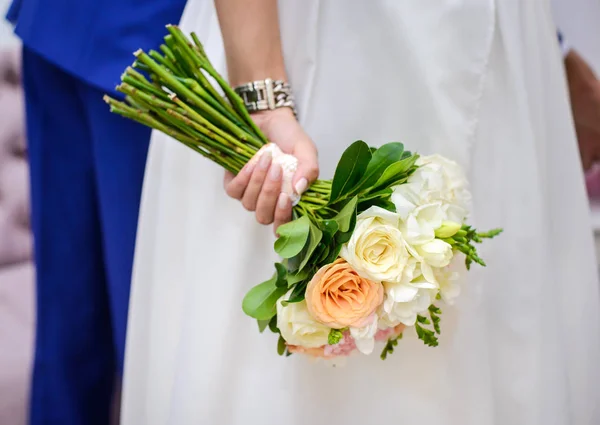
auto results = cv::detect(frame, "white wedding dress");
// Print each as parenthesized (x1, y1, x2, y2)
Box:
(121, 1, 600, 424)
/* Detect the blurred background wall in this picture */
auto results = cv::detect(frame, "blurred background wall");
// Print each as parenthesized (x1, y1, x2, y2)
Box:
(552, 0, 600, 71)
(0, 0, 16, 47)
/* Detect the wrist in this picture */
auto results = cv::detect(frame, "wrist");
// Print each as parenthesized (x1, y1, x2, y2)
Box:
(234, 78, 297, 117)
(227, 57, 287, 87)
(251, 107, 296, 127)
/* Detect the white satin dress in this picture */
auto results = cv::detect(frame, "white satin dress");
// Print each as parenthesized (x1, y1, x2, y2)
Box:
(121, 1, 600, 424)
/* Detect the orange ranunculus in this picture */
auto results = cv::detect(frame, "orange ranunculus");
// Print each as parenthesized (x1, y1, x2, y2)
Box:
(306, 258, 384, 329)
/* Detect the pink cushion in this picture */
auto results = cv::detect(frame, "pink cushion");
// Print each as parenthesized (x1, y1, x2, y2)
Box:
(0, 48, 31, 267)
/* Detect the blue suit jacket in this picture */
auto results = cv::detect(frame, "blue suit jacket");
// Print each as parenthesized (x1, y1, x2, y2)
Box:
(7, 0, 188, 91)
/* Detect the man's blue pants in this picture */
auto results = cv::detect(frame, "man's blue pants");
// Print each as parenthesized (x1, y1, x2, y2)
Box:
(22, 47, 151, 425)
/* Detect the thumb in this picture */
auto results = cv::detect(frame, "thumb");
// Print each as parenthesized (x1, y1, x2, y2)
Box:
(292, 138, 319, 195)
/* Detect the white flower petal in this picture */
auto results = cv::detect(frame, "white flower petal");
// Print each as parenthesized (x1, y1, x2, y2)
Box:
(386, 282, 419, 302)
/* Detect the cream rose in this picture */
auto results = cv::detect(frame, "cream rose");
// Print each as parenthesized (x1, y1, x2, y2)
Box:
(305, 258, 384, 329)
(340, 206, 411, 282)
(276, 292, 330, 348)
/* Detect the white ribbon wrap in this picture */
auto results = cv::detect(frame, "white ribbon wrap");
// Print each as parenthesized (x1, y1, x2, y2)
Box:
(251, 144, 301, 205)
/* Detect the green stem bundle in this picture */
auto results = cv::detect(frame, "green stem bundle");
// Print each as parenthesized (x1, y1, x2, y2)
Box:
(105, 25, 331, 217)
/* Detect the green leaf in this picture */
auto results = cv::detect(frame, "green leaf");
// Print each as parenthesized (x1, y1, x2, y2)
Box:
(334, 197, 358, 245)
(298, 222, 323, 272)
(277, 335, 287, 356)
(287, 268, 310, 287)
(318, 245, 331, 263)
(325, 244, 343, 264)
(355, 142, 405, 192)
(356, 188, 395, 213)
(416, 314, 431, 325)
(274, 216, 311, 258)
(372, 154, 419, 190)
(242, 273, 288, 320)
(274, 262, 288, 287)
(321, 220, 339, 242)
(268, 315, 279, 333)
(328, 329, 345, 345)
(380, 333, 403, 360)
(330, 141, 371, 202)
(415, 323, 439, 347)
(429, 305, 442, 335)
(286, 280, 308, 304)
(333, 196, 358, 233)
(257, 319, 270, 333)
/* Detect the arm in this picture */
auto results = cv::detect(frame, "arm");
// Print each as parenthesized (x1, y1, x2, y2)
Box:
(215, 0, 319, 231)
(215, 0, 287, 85)
(564, 49, 600, 170)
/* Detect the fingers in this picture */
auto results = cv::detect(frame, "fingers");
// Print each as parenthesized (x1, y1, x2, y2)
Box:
(273, 193, 293, 235)
(293, 139, 319, 195)
(241, 151, 272, 211)
(224, 161, 255, 200)
(255, 163, 283, 224)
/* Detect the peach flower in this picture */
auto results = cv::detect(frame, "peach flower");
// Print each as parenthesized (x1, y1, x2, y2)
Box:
(306, 258, 384, 329)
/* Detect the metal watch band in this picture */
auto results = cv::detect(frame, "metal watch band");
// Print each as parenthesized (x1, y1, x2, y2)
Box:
(233, 78, 297, 116)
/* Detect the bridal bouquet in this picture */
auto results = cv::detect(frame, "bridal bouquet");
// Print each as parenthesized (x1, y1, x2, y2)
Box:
(105, 26, 501, 360)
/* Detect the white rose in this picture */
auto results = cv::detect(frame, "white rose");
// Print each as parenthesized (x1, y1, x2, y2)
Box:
(391, 154, 471, 222)
(350, 315, 379, 355)
(415, 239, 453, 268)
(277, 292, 330, 348)
(340, 206, 411, 282)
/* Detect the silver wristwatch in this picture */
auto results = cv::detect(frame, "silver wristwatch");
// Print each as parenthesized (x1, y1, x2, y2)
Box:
(234, 78, 297, 116)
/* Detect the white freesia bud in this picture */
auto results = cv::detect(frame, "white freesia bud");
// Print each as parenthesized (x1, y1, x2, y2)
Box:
(340, 206, 411, 282)
(277, 292, 330, 348)
(378, 259, 438, 328)
(401, 202, 446, 246)
(415, 239, 453, 268)
(379, 287, 433, 327)
(434, 255, 466, 305)
(434, 221, 462, 238)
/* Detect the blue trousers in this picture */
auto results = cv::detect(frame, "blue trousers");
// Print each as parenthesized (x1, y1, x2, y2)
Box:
(22, 48, 151, 425)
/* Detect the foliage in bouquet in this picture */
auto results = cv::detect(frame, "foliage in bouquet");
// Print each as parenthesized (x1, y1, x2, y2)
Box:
(242, 143, 501, 359)
(104, 26, 502, 360)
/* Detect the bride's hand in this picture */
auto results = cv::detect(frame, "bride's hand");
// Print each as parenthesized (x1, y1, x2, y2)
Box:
(223, 108, 319, 232)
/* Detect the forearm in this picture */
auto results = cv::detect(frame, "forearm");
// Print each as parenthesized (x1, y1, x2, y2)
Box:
(214, 0, 287, 86)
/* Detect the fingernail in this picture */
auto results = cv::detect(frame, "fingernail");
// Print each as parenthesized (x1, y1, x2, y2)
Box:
(294, 178, 308, 195)
(269, 163, 282, 181)
(278, 193, 289, 209)
(259, 152, 272, 170)
(243, 161, 256, 175)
